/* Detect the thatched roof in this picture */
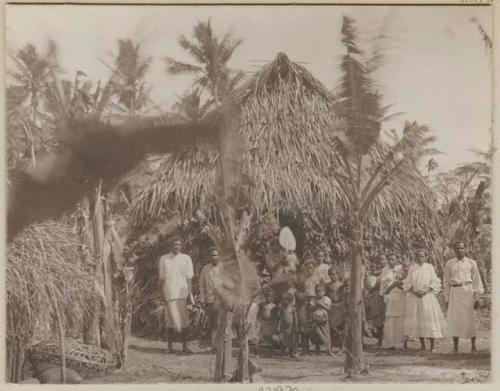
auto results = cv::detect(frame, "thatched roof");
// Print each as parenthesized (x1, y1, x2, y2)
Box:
(7, 221, 96, 342)
(131, 52, 344, 227)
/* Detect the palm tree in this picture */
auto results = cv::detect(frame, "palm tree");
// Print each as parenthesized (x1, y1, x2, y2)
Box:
(332, 16, 435, 376)
(111, 39, 152, 115)
(7, 42, 59, 166)
(427, 158, 439, 176)
(173, 87, 212, 123)
(165, 19, 244, 105)
(8, 43, 53, 123)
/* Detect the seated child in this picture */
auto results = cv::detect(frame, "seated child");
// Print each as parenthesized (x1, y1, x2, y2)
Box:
(308, 284, 333, 355)
(256, 289, 278, 356)
(326, 267, 346, 353)
(277, 291, 298, 358)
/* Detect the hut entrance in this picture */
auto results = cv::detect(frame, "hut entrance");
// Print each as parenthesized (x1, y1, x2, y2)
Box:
(277, 211, 304, 259)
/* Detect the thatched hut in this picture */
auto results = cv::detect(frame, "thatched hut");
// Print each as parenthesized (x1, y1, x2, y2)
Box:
(131, 52, 344, 230)
(128, 52, 434, 335)
(6, 221, 97, 382)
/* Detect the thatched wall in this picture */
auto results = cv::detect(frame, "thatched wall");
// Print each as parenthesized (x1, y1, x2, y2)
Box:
(6, 221, 97, 382)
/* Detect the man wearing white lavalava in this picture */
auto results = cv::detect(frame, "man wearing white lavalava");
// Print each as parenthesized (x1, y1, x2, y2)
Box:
(443, 241, 484, 353)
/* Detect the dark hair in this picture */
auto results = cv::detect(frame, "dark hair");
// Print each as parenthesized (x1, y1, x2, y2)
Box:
(171, 236, 183, 244)
(315, 283, 326, 292)
(453, 241, 465, 248)
(208, 246, 219, 254)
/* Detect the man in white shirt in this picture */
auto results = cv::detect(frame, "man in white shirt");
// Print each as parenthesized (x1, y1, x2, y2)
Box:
(443, 241, 484, 353)
(158, 237, 194, 354)
(199, 247, 222, 349)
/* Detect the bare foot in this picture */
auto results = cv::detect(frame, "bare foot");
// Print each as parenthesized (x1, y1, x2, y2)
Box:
(182, 346, 194, 354)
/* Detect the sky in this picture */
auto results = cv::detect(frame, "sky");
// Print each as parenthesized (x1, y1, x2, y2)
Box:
(5, 4, 493, 172)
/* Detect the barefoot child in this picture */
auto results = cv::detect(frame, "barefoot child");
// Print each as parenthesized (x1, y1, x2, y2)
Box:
(326, 267, 346, 353)
(277, 291, 298, 357)
(309, 284, 333, 355)
(256, 289, 277, 356)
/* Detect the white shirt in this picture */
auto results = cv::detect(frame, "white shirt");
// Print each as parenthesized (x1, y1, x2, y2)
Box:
(443, 257, 484, 301)
(158, 252, 194, 301)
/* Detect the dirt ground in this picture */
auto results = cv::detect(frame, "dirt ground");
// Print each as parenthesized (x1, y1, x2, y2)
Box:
(84, 312, 490, 384)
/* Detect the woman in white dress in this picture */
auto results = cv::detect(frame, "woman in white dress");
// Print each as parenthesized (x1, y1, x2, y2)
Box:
(381, 254, 406, 349)
(403, 249, 446, 353)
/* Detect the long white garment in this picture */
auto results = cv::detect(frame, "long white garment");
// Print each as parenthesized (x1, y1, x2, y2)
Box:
(403, 263, 446, 339)
(158, 253, 194, 301)
(382, 266, 406, 347)
(443, 257, 484, 338)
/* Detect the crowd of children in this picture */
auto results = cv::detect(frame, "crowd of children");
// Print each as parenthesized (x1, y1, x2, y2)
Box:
(250, 248, 417, 358)
(252, 249, 348, 357)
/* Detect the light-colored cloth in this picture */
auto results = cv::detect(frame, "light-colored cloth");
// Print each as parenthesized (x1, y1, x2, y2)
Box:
(199, 263, 221, 304)
(382, 266, 406, 347)
(443, 257, 484, 338)
(165, 298, 189, 330)
(246, 302, 260, 343)
(380, 265, 396, 296)
(304, 274, 323, 297)
(309, 296, 332, 348)
(314, 263, 331, 284)
(158, 252, 194, 301)
(403, 262, 446, 338)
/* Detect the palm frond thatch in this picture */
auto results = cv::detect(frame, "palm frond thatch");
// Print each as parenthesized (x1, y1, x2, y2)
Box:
(7, 221, 97, 341)
(131, 52, 343, 227)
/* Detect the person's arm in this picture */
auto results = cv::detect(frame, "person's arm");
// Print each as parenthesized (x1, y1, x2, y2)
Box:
(199, 266, 207, 303)
(471, 260, 484, 301)
(158, 257, 166, 299)
(443, 261, 451, 303)
(185, 256, 194, 303)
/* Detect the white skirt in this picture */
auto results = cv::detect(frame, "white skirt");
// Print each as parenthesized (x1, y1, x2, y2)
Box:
(404, 292, 446, 338)
(383, 289, 406, 347)
(446, 285, 477, 338)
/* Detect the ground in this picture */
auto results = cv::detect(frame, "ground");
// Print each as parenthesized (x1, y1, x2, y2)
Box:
(83, 312, 490, 384)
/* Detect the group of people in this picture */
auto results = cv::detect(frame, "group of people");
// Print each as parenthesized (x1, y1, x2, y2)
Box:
(157, 237, 484, 357)
(365, 242, 484, 353)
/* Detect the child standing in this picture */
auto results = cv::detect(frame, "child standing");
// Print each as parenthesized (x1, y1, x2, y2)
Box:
(277, 291, 299, 358)
(309, 284, 333, 355)
(256, 289, 277, 357)
(326, 267, 346, 353)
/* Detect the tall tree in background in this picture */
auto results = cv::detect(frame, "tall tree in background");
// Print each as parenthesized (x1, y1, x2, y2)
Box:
(165, 19, 244, 105)
(333, 16, 435, 376)
(7, 42, 59, 166)
(112, 39, 152, 115)
(173, 87, 212, 123)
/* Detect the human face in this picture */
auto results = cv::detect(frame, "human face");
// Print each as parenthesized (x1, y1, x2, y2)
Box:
(306, 262, 315, 275)
(454, 243, 465, 259)
(416, 250, 426, 265)
(209, 250, 219, 265)
(172, 240, 182, 255)
(387, 255, 397, 268)
(316, 251, 326, 264)
(315, 286, 325, 299)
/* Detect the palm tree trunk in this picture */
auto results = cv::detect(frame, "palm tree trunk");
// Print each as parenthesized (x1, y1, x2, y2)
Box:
(344, 212, 365, 377)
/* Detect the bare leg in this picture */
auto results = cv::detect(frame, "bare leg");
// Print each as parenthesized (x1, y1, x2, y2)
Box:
(471, 337, 477, 352)
(428, 338, 435, 353)
(167, 328, 174, 353)
(453, 337, 459, 353)
(419, 337, 426, 351)
(182, 328, 193, 354)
